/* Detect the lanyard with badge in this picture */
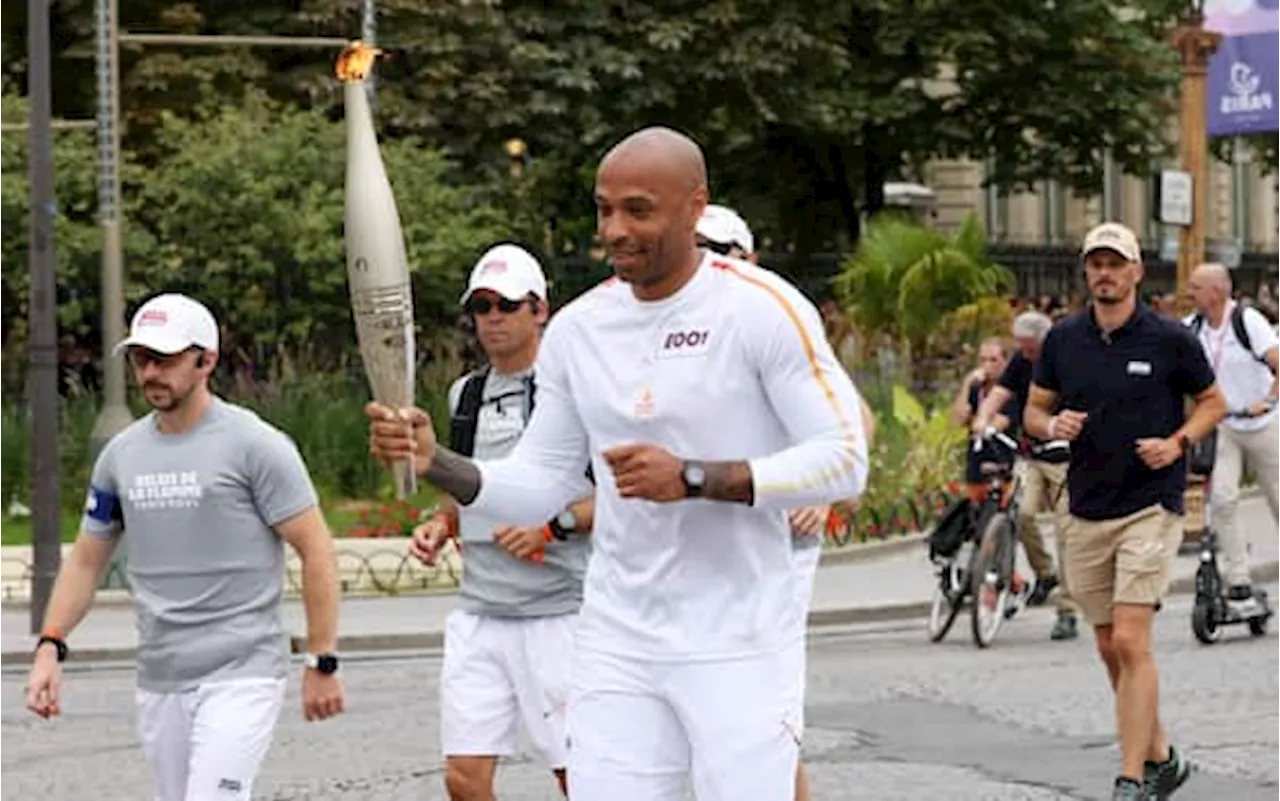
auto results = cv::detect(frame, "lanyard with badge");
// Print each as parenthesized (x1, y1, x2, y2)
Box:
(1204, 302, 1233, 374)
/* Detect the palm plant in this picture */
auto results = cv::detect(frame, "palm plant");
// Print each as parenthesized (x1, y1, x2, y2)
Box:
(832, 211, 1014, 355)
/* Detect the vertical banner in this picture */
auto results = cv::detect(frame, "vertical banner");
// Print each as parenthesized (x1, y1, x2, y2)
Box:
(1205, 0, 1279, 137)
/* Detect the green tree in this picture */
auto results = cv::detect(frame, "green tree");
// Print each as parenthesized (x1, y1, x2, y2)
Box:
(1, 93, 155, 352)
(8, 0, 1257, 267)
(131, 98, 513, 362)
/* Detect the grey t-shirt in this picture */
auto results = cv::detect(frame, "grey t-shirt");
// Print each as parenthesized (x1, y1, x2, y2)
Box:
(448, 368, 591, 618)
(81, 398, 318, 692)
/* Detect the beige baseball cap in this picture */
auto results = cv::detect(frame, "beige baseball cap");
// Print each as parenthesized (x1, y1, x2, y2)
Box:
(1081, 222, 1141, 262)
(460, 244, 548, 305)
(112, 293, 219, 356)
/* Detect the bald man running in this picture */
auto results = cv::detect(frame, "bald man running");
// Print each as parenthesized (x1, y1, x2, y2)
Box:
(368, 126, 870, 801)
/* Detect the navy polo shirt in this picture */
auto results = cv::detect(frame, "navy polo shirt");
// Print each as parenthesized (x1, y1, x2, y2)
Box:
(1033, 304, 1216, 521)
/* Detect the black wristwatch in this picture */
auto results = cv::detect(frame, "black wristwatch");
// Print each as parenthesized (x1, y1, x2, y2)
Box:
(36, 635, 67, 663)
(304, 652, 340, 675)
(548, 509, 577, 541)
(681, 461, 707, 498)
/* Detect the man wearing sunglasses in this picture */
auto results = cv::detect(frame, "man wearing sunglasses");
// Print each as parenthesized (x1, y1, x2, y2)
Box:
(696, 203, 757, 262)
(410, 243, 593, 799)
(24, 293, 344, 801)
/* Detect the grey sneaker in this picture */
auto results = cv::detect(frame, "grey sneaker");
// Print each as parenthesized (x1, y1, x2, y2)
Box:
(1113, 776, 1149, 801)
(1145, 744, 1192, 800)
(1050, 613, 1078, 640)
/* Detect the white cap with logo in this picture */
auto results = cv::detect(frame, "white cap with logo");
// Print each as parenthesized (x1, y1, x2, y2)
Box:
(459, 244, 549, 306)
(696, 204, 755, 254)
(112, 293, 220, 357)
(1081, 222, 1141, 263)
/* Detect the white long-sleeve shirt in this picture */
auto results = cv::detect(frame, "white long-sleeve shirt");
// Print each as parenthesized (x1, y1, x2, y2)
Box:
(467, 253, 869, 660)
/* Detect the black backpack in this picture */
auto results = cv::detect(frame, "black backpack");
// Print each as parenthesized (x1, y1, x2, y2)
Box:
(1187, 305, 1274, 372)
(448, 366, 537, 457)
(448, 367, 596, 484)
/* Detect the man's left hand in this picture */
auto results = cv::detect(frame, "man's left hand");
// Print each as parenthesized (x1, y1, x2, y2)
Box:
(603, 444, 686, 502)
(788, 506, 829, 536)
(1135, 437, 1183, 470)
(301, 669, 345, 722)
(1245, 399, 1276, 418)
(493, 525, 549, 562)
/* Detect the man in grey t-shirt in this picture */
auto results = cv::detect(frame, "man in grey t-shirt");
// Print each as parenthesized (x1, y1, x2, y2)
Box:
(25, 293, 345, 801)
(408, 245, 592, 799)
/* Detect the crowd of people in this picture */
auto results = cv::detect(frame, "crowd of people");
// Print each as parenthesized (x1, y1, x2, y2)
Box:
(20, 125, 1279, 801)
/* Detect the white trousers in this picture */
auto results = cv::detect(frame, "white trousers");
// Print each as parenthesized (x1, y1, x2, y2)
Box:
(135, 677, 285, 801)
(1211, 416, 1280, 586)
(566, 645, 804, 801)
(440, 610, 577, 768)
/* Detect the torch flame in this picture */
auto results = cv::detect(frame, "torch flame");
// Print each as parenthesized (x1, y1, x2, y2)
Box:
(336, 41, 383, 83)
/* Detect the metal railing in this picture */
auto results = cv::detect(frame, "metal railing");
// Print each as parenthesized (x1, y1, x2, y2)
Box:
(1, 489, 963, 603)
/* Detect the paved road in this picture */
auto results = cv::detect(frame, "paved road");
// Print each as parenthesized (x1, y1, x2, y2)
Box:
(4, 588, 1275, 800)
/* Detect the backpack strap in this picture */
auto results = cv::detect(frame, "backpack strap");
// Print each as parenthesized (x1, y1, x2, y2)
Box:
(1187, 313, 1205, 336)
(1231, 305, 1272, 369)
(520, 373, 537, 425)
(449, 367, 490, 458)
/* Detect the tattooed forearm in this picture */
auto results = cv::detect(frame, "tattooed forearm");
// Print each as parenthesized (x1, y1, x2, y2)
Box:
(703, 460, 755, 505)
(423, 447, 482, 505)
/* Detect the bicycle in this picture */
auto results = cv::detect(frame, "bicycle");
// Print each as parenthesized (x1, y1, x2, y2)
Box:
(1191, 408, 1274, 645)
(926, 430, 1069, 647)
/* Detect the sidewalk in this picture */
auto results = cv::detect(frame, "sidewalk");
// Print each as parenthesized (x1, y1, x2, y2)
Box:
(3, 496, 1274, 663)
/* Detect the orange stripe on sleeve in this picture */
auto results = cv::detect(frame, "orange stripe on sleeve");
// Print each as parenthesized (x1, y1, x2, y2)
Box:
(713, 260, 862, 493)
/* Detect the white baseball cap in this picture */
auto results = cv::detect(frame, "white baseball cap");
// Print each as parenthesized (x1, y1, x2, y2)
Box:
(459, 244, 548, 306)
(696, 204, 755, 254)
(1082, 222, 1141, 263)
(112, 293, 220, 357)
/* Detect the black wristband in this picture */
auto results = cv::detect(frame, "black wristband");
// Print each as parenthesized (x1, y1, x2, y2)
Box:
(547, 517, 571, 541)
(36, 635, 67, 663)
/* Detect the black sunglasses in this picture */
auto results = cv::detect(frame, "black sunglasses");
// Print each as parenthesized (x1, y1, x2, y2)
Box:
(699, 240, 736, 256)
(466, 296, 529, 316)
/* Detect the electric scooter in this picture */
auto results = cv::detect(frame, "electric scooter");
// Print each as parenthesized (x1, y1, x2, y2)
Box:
(1191, 410, 1274, 645)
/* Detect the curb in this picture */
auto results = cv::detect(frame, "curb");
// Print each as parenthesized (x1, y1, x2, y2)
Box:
(818, 533, 926, 566)
(8, 559, 1274, 667)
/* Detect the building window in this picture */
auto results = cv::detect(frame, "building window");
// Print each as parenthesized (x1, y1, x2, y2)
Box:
(1102, 151, 1124, 222)
(983, 160, 1007, 241)
(1231, 143, 1252, 247)
(1144, 173, 1159, 247)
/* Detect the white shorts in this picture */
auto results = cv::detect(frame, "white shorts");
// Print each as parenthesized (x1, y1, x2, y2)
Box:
(135, 676, 285, 801)
(566, 645, 805, 801)
(440, 609, 577, 768)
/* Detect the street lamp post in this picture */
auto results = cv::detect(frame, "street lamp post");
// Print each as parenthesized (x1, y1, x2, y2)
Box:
(28, 0, 62, 634)
(90, 0, 134, 462)
(1172, 0, 1222, 300)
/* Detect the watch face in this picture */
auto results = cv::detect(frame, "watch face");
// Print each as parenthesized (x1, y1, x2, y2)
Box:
(317, 655, 339, 674)
(684, 463, 706, 486)
(556, 510, 576, 531)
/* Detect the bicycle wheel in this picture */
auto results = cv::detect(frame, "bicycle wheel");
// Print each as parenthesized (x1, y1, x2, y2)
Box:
(970, 512, 1015, 649)
(927, 553, 967, 643)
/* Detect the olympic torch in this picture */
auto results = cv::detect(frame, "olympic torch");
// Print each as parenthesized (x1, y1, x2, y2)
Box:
(336, 42, 417, 498)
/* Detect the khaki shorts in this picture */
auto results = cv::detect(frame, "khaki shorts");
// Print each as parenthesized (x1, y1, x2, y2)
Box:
(1061, 504, 1183, 626)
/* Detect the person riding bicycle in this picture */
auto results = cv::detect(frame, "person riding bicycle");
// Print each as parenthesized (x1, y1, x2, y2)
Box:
(952, 338, 1018, 501)
(1185, 263, 1279, 608)
(972, 310, 1081, 641)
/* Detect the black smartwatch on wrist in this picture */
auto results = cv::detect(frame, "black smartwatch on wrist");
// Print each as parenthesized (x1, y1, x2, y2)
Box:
(36, 635, 67, 663)
(548, 509, 577, 541)
(304, 652, 340, 675)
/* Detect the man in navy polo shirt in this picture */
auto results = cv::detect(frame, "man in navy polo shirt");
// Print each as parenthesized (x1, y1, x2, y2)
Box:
(1024, 223, 1226, 801)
